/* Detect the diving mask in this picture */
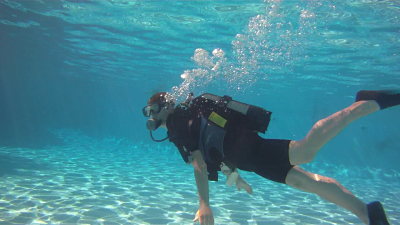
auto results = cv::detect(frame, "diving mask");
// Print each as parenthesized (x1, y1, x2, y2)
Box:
(142, 103, 164, 117)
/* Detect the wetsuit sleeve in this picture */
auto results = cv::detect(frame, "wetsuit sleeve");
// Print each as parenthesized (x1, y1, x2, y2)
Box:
(183, 131, 199, 153)
(187, 117, 201, 153)
(171, 117, 199, 153)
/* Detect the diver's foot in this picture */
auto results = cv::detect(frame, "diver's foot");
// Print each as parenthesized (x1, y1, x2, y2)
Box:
(356, 90, 400, 110)
(235, 177, 253, 195)
(367, 201, 390, 225)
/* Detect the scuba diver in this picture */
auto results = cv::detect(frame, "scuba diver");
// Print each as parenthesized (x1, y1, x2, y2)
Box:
(142, 90, 399, 225)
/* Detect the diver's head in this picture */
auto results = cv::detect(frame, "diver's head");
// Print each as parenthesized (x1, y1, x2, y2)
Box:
(143, 92, 175, 131)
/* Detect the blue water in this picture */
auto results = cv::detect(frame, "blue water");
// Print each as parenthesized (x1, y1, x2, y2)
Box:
(0, 0, 399, 224)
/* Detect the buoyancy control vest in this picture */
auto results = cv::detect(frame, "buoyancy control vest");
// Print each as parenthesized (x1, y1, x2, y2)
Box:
(170, 93, 273, 181)
(192, 94, 272, 165)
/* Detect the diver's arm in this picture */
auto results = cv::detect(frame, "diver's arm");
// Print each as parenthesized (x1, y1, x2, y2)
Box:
(192, 150, 210, 207)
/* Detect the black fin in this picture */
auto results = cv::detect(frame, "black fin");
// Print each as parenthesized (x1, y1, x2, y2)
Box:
(367, 201, 390, 225)
(356, 90, 400, 110)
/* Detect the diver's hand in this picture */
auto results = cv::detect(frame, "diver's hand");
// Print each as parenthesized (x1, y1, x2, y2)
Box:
(235, 176, 253, 195)
(193, 206, 214, 225)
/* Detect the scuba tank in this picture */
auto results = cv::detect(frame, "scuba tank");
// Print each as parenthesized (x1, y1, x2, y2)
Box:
(191, 93, 272, 133)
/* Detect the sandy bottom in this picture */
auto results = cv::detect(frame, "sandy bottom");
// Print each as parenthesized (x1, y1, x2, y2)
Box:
(0, 142, 399, 225)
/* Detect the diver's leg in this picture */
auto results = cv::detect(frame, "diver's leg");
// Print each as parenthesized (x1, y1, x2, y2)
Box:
(289, 90, 400, 165)
(288, 100, 379, 165)
(285, 166, 369, 224)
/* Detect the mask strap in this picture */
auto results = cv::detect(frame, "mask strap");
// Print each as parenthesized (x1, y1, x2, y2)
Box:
(150, 131, 169, 142)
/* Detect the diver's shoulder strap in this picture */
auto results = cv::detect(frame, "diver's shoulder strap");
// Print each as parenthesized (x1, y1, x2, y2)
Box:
(168, 115, 192, 164)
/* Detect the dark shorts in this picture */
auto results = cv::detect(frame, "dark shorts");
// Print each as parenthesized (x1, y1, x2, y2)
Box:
(226, 131, 294, 184)
(252, 138, 294, 184)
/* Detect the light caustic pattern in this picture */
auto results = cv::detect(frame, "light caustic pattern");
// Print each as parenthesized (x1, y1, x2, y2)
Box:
(170, 0, 320, 102)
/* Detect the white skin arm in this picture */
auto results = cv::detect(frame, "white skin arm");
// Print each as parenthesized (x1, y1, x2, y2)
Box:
(192, 150, 210, 207)
(192, 150, 214, 224)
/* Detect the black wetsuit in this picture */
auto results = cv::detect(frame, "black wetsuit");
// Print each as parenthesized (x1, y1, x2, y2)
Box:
(167, 106, 294, 184)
